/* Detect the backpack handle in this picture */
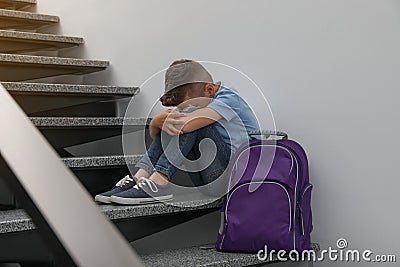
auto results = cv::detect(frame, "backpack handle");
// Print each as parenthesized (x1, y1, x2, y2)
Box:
(249, 130, 289, 140)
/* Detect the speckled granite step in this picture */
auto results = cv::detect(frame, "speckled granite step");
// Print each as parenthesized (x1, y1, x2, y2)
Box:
(29, 118, 149, 156)
(0, 9, 58, 30)
(62, 155, 143, 169)
(0, 53, 109, 81)
(0, 0, 36, 10)
(141, 243, 320, 267)
(30, 117, 149, 127)
(0, 197, 222, 234)
(0, 30, 84, 53)
(141, 245, 274, 267)
(4, 82, 140, 118)
(2, 82, 139, 96)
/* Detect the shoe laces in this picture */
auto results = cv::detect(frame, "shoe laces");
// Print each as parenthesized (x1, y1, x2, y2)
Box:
(115, 175, 135, 187)
(137, 178, 159, 193)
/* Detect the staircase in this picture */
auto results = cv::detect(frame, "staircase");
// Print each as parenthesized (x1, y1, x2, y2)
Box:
(0, 1, 317, 266)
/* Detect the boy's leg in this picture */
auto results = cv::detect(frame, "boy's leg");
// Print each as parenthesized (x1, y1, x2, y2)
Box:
(153, 123, 231, 185)
(134, 133, 168, 178)
(186, 124, 231, 196)
(186, 150, 203, 187)
(110, 124, 231, 204)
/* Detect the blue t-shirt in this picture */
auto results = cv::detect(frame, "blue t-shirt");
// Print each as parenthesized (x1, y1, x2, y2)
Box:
(207, 82, 259, 151)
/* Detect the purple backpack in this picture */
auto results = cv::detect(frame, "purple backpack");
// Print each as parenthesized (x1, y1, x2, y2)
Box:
(216, 131, 313, 253)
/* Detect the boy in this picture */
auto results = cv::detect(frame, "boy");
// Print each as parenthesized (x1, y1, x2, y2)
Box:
(95, 59, 259, 205)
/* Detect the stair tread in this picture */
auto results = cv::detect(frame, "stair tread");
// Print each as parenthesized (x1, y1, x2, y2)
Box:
(0, 54, 109, 81)
(141, 245, 276, 267)
(0, 29, 84, 53)
(0, 30, 83, 53)
(30, 117, 149, 127)
(0, 197, 222, 234)
(0, 9, 58, 22)
(0, 0, 36, 10)
(0, 0, 36, 4)
(0, 29, 83, 43)
(0, 0, 36, 5)
(2, 82, 139, 96)
(0, 53, 109, 67)
(62, 154, 143, 168)
(141, 243, 320, 267)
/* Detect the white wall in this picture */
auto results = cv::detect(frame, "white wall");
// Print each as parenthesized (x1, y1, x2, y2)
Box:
(36, 0, 400, 266)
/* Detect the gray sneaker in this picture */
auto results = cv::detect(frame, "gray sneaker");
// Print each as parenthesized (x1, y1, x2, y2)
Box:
(110, 177, 173, 205)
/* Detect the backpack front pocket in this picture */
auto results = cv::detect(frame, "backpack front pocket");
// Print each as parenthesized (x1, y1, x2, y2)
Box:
(221, 181, 294, 252)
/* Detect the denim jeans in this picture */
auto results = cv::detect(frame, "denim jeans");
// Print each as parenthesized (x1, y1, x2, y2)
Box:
(135, 123, 231, 195)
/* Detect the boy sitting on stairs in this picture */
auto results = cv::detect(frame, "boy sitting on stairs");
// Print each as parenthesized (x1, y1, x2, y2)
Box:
(95, 59, 259, 205)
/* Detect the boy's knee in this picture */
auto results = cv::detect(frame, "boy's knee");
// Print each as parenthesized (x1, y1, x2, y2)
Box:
(181, 123, 216, 137)
(195, 122, 218, 134)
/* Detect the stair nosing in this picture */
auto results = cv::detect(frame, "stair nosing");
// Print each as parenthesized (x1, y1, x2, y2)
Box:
(141, 243, 320, 267)
(1, 0, 37, 4)
(62, 154, 143, 168)
(1, 82, 139, 96)
(0, 29, 84, 44)
(0, 198, 222, 234)
(141, 245, 274, 267)
(0, 0, 36, 10)
(0, 53, 109, 68)
(0, 9, 59, 23)
(30, 117, 150, 127)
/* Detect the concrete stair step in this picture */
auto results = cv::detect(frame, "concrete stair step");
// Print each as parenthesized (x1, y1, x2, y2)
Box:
(0, 30, 84, 53)
(30, 116, 149, 127)
(3, 82, 140, 116)
(0, 155, 144, 206)
(0, 9, 58, 30)
(62, 154, 143, 169)
(0, 197, 222, 263)
(0, 53, 109, 81)
(0, 197, 222, 234)
(61, 155, 202, 199)
(0, 0, 36, 10)
(30, 117, 149, 156)
(62, 155, 144, 196)
(141, 245, 273, 267)
(2, 82, 139, 96)
(141, 243, 321, 267)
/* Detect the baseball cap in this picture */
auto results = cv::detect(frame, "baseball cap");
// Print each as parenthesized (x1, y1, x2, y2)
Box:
(164, 60, 213, 94)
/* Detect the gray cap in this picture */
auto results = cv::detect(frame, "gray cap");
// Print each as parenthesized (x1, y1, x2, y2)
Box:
(164, 61, 213, 94)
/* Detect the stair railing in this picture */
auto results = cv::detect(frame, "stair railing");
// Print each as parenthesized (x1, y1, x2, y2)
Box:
(0, 84, 144, 267)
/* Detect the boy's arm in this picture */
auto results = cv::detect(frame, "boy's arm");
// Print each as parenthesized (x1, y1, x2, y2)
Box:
(149, 109, 186, 138)
(179, 107, 222, 133)
(149, 121, 161, 139)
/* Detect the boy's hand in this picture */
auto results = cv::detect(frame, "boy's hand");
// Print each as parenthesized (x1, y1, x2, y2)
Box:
(163, 110, 186, 135)
(151, 109, 186, 136)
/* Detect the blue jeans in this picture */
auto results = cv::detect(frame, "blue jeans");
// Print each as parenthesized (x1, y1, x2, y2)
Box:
(135, 123, 231, 195)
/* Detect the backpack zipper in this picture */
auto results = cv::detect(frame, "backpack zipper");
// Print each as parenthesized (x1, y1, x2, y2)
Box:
(228, 144, 294, 191)
(299, 184, 313, 235)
